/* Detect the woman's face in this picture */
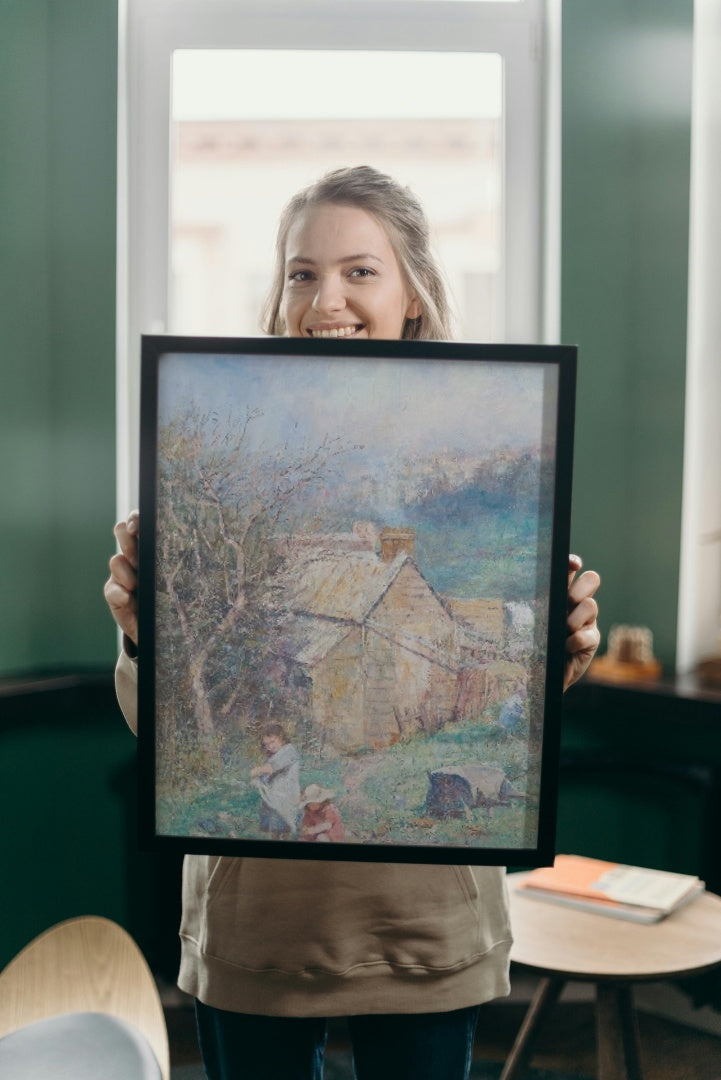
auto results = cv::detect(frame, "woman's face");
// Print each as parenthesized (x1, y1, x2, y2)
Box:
(280, 203, 421, 341)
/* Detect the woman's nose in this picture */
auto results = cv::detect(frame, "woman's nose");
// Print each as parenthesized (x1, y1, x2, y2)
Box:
(312, 274, 345, 314)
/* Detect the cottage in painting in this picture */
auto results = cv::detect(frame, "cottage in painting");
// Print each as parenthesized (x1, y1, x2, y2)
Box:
(265, 525, 529, 753)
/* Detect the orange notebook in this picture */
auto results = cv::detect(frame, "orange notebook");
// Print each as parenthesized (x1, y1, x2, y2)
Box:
(516, 854, 704, 923)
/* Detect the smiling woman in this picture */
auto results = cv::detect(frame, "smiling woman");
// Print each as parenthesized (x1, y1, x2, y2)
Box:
(105, 156, 599, 1080)
(263, 167, 451, 341)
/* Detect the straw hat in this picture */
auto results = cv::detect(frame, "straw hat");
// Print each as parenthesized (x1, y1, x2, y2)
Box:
(300, 784, 335, 806)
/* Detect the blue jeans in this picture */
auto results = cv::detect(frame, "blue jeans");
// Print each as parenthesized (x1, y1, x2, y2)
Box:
(195, 1000, 481, 1080)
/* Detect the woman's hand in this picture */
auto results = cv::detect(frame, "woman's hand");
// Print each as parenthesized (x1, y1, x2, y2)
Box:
(103, 510, 139, 646)
(564, 554, 601, 691)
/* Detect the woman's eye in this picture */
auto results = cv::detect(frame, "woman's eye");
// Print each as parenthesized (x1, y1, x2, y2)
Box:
(288, 269, 313, 283)
(349, 267, 375, 279)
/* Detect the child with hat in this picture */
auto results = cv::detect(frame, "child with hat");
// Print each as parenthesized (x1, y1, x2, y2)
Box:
(299, 783, 345, 843)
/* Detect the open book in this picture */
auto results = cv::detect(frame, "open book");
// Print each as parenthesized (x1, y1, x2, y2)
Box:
(515, 854, 705, 923)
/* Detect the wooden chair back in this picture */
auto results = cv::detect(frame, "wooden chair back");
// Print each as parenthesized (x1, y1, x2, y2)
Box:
(0, 915, 169, 1080)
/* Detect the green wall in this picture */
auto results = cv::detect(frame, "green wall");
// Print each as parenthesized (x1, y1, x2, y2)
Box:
(0, 0, 118, 676)
(0, 681, 183, 973)
(563, 0, 693, 670)
(0, 0, 133, 970)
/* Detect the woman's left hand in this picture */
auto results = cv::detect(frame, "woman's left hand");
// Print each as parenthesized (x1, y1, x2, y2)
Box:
(564, 554, 601, 691)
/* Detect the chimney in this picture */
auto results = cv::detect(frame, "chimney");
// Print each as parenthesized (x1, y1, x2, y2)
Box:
(379, 527, 416, 563)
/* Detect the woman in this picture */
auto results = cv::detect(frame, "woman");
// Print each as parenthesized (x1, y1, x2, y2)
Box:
(106, 166, 601, 1080)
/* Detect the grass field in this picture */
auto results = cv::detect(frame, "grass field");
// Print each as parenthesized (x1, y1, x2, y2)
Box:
(157, 705, 540, 853)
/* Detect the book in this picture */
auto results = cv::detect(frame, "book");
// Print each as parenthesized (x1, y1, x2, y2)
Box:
(515, 854, 705, 924)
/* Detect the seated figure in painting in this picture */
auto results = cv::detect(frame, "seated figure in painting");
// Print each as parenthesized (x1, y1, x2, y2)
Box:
(299, 784, 345, 843)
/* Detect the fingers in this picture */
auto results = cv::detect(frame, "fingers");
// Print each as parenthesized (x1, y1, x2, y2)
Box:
(563, 622, 602, 691)
(567, 553, 583, 589)
(113, 509, 139, 568)
(566, 590, 600, 636)
(564, 558, 601, 690)
(104, 511, 140, 645)
(568, 567, 601, 610)
(567, 562, 601, 640)
(103, 574, 139, 643)
(108, 550, 137, 591)
(566, 622, 601, 658)
(563, 617, 601, 689)
(103, 574, 135, 617)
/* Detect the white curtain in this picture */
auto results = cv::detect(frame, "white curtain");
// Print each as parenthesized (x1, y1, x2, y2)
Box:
(677, 0, 721, 672)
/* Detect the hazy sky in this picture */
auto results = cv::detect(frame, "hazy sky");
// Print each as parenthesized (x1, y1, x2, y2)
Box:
(157, 350, 555, 464)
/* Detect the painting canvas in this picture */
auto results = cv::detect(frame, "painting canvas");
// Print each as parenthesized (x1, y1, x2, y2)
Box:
(138, 336, 576, 865)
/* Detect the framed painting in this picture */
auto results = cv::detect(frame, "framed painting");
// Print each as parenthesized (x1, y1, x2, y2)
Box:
(137, 335, 576, 865)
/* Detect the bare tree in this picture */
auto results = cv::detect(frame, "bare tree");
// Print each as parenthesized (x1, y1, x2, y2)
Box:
(155, 407, 352, 739)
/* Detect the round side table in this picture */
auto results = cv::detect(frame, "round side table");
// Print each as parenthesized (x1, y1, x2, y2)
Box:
(502, 872, 721, 1080)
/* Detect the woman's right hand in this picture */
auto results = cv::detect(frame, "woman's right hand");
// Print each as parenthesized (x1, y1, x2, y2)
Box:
(103, 510, 139, 646)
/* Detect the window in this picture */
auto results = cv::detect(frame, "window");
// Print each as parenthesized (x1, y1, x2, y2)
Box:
(170, 49, 503, 342)
(118, 0, 557, 510)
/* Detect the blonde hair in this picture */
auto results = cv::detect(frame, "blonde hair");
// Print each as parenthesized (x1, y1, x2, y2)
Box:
(261, 165, 454, 341)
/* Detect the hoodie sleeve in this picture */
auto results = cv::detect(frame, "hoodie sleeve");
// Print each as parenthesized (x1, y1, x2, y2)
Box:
(115, 646, 139, 736)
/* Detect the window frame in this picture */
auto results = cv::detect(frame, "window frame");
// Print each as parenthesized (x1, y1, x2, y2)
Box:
(117, 0, 558, 511)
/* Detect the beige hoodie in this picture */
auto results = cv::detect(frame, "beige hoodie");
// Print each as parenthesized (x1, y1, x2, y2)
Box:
(116, 651, 512, 1016)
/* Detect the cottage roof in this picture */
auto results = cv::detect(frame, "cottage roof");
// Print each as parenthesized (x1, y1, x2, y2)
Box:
(265, 546, 457, 668)
(268, 549, 411, 624)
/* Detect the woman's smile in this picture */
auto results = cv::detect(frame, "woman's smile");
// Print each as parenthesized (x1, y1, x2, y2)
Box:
(306, 323, 364, 338)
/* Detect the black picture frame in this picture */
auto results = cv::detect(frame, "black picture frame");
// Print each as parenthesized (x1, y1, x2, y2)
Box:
(138, 335, 576, 865)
